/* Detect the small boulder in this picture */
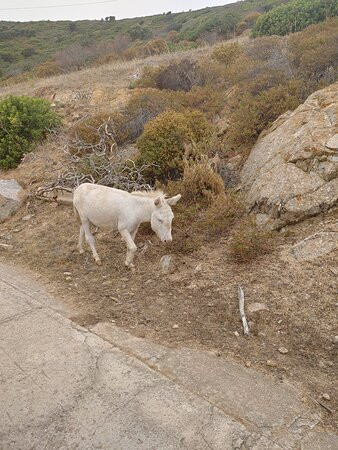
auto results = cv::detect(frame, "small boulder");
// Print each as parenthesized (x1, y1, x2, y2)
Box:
(0, 179, 24, 223)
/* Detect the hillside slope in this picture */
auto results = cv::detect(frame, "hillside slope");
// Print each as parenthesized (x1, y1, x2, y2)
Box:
(0, 0, 287, 80)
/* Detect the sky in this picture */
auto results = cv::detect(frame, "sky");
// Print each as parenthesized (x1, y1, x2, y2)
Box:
(0, 0, 236, 22)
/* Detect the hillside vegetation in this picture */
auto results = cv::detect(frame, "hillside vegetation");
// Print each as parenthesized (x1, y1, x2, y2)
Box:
(0, 0, 289, 81)
(252, 0, 338, 36)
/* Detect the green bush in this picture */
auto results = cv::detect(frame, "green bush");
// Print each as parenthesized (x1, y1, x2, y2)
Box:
(252, 0, 338, 37)
(0, 96, 60, 169)
(136, 109, 212, 181)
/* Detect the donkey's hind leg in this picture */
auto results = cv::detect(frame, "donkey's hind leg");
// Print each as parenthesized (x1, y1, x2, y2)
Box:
(82, 219, 101, 265)
(77, 225, 85, 254)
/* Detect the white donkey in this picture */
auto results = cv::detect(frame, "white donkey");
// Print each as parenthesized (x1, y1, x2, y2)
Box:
(73, 183, 181, 268)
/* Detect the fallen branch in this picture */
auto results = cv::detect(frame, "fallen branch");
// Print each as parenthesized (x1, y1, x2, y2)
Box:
(238, 285, 249, 336)
(312, 398, 334, 414)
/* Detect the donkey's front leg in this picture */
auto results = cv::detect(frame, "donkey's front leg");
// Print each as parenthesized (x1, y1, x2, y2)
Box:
(119, 229, 137, 268)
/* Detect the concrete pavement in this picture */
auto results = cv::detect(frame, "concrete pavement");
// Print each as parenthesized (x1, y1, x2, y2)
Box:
(0, 261, 337, 449)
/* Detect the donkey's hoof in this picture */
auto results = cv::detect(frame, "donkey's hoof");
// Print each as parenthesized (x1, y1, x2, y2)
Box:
(95, 259, 102, 266)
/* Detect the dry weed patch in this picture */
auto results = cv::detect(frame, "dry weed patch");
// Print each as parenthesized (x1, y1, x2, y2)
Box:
(229, 218, 273, 263)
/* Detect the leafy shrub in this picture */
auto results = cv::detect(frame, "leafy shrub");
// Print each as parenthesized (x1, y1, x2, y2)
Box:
(0, 96, 60, 169)
(128, 25, 152, 41)
(179, 11, 237, 41)
(0, 52, 17, 63)
(229, 218, 272, 262)
(252, 0, 338, 37)
(211, 42, 243, 65)
(136, 109, 213, 181)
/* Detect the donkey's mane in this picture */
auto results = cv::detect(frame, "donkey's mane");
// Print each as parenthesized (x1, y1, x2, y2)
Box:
(131, 189, 166, 199)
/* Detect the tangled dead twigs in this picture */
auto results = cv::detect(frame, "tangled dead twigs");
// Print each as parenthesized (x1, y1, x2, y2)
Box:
(68, 119, 118, 157)
(36, 122, 155, 200)
(36, 158, 154, 199)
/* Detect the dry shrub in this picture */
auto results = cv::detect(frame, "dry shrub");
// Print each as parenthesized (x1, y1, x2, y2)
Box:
(229, 218, 272, 263)
(225, 80, 302, 151)
(168, 204, 204, 255)
(202, 191, 245, 235)
(143, 39, 169, 56)
(211, 42, 244, 65)
(235, 21, 248, 36)
(34, 61, 63, 78)
(129, 85, 224, 122)
(135, 66, 161, 88)
(179, 157, 225, 206)
(137, 59, 204, 92)
(175, 86, 225, 119)
(123, 89, 175, 139)
(94, 52, 119, 66)
(288, 17, 338, 82)
(243, 11, 261, 27)
(68, 112, 127, 154)
(167, 30, 179, 43)
(155, 59, 203, 91)
(136, 109, 213, 182)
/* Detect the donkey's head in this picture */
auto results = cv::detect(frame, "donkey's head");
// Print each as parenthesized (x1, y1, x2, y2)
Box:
(151, 194, 181, 243)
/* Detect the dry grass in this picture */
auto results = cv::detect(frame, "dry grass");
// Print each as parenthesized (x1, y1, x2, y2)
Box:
(0, 47, 210, 100)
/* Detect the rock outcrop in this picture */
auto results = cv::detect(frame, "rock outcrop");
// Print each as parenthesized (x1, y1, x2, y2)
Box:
(241, 83, 338, 229)
(0, 179, 23, 223)
(290, 231, 338, 262)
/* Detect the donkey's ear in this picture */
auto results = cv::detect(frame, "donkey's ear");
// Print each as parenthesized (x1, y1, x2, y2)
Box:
(154, 197, 162, 207)
(166, 194, 181, 206)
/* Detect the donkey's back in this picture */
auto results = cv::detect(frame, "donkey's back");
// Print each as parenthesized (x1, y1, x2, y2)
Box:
(73, 183, 131, 228)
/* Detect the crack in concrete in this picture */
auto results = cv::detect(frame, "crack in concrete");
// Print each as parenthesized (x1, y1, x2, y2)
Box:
(0, 306, 41, 325)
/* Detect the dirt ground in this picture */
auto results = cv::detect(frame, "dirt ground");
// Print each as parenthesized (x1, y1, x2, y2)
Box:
(1, 196, 337, 429)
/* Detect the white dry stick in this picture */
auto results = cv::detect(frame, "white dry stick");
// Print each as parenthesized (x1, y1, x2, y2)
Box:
(238, 285, 249, 336)
(160, 255, 171, 273)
